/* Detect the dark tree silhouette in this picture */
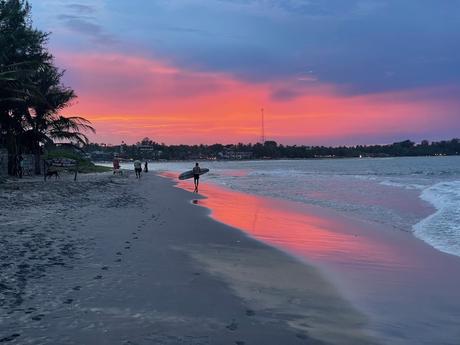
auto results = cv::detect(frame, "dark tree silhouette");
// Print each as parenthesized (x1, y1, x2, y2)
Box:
(0, 0, 94, 175)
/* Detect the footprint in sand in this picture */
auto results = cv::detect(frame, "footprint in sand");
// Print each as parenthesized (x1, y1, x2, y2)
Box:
(226, 320, 238, 331)
(72, 286, 81, 291)
(245, 309, 255, 316)
(31, 314, 44, 321)
(63, 299, 73, 304)
(124, 246, 131, 250)
(235, 341, 246, 345)
(115, 258, 122, 263)
(0, 334, 20, 342)
(116, 252, 123, 256)
(101, 266, 109, 271)
(94, 275, 103, 280)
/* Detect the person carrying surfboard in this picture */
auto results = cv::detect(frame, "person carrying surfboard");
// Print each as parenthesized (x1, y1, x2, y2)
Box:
(193, 162, 201, 192)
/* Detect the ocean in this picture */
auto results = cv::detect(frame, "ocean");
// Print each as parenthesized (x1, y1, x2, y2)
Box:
(150, 156, 460, 258)
(110, 157, 460, 344)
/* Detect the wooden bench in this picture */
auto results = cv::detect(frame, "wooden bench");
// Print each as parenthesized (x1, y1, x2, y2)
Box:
(44, 158, 78, 181)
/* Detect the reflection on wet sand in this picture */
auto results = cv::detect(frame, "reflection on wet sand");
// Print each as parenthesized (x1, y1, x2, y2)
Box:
(165, 173, 460, 345)
(186, 181, 402, 266)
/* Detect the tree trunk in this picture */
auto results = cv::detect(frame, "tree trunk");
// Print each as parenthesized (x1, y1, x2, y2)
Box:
(34, 150, 41, 175)
(33, 129, 41, 175)
(6, 131, 17, 176)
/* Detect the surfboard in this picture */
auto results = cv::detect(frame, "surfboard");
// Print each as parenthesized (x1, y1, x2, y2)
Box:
(178, 168, 209, 180)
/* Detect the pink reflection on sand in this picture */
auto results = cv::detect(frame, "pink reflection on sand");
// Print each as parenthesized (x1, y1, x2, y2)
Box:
(161, 172, 460, 344)
(167, 173, 409, 269)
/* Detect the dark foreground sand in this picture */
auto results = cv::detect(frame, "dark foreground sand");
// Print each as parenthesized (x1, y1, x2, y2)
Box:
(0, 172, 378, 344)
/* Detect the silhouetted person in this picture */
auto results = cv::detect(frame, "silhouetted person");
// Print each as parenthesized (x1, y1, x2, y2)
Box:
(134, 159, 142, 178)
(193, 162, 201, 192)
(113, 157, 120, 174)
(144, 161, 148, 172)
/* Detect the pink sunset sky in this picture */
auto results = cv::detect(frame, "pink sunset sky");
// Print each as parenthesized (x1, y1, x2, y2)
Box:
(31, 0, 460, 145)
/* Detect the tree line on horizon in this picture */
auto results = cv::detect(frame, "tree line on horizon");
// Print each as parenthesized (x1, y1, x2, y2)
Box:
(86, 137, 460, 160)
(0, 0, 93, 175)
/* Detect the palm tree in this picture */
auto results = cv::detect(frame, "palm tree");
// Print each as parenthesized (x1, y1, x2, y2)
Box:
(1, 1, 94, 175)
(0, 62, 31, 170)
(22, 64, 95, 174)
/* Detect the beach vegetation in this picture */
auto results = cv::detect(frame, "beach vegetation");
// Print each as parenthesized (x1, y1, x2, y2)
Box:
(0, 0, 94, 176)
(45, 149, 111, 173)
(86, 138, 460, 161)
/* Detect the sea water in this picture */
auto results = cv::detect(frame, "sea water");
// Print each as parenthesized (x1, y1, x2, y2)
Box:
(112, 157, 460, 344)
(148, 156, 460, 258)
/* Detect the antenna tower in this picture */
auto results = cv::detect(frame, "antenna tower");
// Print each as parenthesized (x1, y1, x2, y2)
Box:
(261, 108, 265, 144)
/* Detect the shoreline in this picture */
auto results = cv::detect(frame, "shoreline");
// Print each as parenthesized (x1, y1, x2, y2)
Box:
(0, 172, 378, 344)
(163, 172, 460, 345)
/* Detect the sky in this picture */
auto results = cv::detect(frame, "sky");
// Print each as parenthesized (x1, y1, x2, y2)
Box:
(29, 0, 460, 145)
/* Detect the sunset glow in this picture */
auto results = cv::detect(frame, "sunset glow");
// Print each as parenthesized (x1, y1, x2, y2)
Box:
(57, 52, 459, 145)
(30, 0, 460, 145)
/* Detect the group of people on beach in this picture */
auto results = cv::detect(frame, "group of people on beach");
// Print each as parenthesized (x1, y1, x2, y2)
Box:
(112, 158, 203, 191)
(112, 158, 148, 178)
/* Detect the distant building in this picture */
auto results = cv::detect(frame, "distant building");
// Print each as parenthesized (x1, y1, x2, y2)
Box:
(137, 144, 155, 152)
(90, 151, 113, 161)
(219, 150, 253, 160)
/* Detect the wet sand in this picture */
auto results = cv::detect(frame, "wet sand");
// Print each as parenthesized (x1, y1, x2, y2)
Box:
(167, 175, 460, 345)
(0, 173, 377, 344)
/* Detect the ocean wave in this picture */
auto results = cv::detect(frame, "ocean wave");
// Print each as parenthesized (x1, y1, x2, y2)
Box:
(413, 181, 460, 257)
(379, 180, 426, 190)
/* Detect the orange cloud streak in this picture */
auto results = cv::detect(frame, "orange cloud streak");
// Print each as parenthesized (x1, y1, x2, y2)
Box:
(56, 53, 458, 145)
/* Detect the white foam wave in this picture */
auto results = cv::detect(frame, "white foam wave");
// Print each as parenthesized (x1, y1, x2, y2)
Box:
(380, 180, 426, 190)
(413, 181, 460, 257)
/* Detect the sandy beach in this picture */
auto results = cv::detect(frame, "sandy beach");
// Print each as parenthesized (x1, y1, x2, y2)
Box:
(169, 173, 460, 345)
(2, 0, 459, 343)
(0, 172, 378, 345)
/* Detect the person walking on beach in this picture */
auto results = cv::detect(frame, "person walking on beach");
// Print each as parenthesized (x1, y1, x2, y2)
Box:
(193, 162, 201, 193)
(113, 157, 120, 175)
(144, 161, 148, 173)
(134, 159, 142, 179)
